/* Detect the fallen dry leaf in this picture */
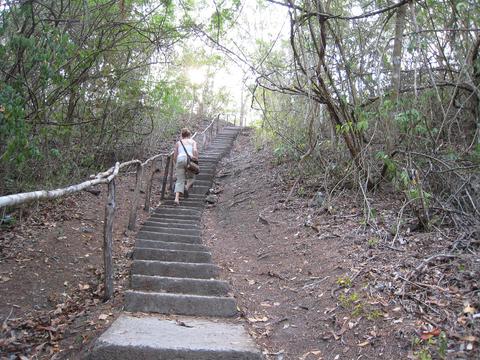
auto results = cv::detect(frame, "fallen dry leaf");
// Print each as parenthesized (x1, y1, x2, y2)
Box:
(463, 304, 476, 315)
(420, 328, 441, 340)
(461, 335, 478, 342)
(0, 276, 11, 283)
(98, 314, 109, 320)
(299, 349, 322, 359)
(79, 283, 90, 290)
(247, 315, 268, 323)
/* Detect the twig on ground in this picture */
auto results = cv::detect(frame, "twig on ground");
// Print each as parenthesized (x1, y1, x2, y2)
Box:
(229, 196, 252, 208)
(414, 253, 458, 273)
(303, 276, 330, 289)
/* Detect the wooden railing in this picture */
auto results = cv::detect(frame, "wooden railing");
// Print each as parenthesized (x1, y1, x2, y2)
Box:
(159, 114, 222, 200)
(0, 115, 227, 300)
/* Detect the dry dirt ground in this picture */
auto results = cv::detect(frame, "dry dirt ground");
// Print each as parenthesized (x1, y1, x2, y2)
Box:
(0, 168, 163, 359)
(203, 129, 479, 360)
(1, 127, 478, 360)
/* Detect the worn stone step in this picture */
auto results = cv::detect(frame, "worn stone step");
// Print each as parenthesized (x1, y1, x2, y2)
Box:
(134, 248, 211, 263)
(143, 221, 202, 231)
(89, 315, 262, 360)
(199, 157, 221, 160)
(131, 275, 230, 296)
(143, 220, 200, 230)
(148, 216, 202, 229)
(145, 217, 200, 226)
(166, 193, 205, 200)
(198, 158, 221, 162)
(125, 291, 237, 317)
(140, 225, 201, 236)
(150, 213, 201, 221)
(199, 157, 221, 161)
(196, 175, 215, 181)
(154, 207, 201, 216)
(191, 186, 210, 195)
(132, 260, 219, 279)
(136, 239, 207, 252)
(137, 231, 201, 244)
(197, 167, 215, 172)
(159, 202, 205, 210)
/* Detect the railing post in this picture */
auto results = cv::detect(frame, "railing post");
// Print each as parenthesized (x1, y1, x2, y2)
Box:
(144, 158, 159, 211)
(216, 115, 219, 135)
(169, 156, 174, 194)
(161, 155, 170, 200)
(209, 124, 213, 148)
(128, 162, 143, 230)
(103, 178, 115, 301)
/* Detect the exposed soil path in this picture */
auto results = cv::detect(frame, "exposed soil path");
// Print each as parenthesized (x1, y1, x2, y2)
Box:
(204, 129, 479, 359)
(1, 127, 478, 359)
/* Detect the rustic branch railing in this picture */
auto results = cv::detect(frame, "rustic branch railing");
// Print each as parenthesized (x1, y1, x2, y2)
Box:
(159, 114, 222, 200)
(0, 115, 228, 301)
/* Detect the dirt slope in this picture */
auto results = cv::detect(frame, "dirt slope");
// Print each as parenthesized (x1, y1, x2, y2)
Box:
(204, 129, 479, 360)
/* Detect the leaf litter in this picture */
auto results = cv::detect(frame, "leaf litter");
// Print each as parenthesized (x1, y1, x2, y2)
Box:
(203, 129, 479, 359)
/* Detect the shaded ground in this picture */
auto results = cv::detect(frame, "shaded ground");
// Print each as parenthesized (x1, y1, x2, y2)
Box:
(1, 126, 478, 359)
(0, 169, 164, 359)
(204, 129, 479, 360)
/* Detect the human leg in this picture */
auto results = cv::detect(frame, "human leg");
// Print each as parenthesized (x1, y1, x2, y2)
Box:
(186, 172, 196, 192)
(174, 159, 187, 204)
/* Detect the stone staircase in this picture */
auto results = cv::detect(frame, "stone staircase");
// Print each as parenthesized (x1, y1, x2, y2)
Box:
(88, 127, 262, 359)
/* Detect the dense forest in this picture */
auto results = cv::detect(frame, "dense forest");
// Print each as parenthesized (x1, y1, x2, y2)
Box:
(0, 0, 235, 194)
(0, 0, 479, 358)
(1, 0, 478, 228)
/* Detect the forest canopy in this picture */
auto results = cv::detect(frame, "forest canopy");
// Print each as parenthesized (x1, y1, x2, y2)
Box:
(0, 0, 236, 194)
(1, 0, 479, 229)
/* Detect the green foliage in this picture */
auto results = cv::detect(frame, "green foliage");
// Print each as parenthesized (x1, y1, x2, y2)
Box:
(376, 151, 397, 179)
(411, 331, 448, 360)
(395, 109, 422, 134)
(336, 276, 352, 288)
(0, 0, 225, 193)
(366, 309, 383, 320)
(338, 292, 358, 307)
(367, 237, 379, 248)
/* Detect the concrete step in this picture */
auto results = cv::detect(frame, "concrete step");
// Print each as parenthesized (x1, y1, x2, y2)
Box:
(197, 168, 215, 173)
(188, 180, 212, 187)
(136, 239, 208, 252)
(162, 200, 205, 209)
(143, 220, 200, 230)
(140, 225, 201, 236)
(196, 175, 215, 181)
(89, 315, 262, 360)
(150, 213, 201, 221)
(137, 231, 201, 244)
(134, 248, 211, 263)
(154, 207, 202, 216)
(145, 217, 200, 226)
(131, 275, 230, 296)
(132, 260, 220, 279)
(166, 193, 205, 200)
(191, 186, 210, 195)
(125, 291, 237, 317)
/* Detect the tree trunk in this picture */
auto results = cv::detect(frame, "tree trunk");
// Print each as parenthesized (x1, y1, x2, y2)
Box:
(389, 3, 407, 152)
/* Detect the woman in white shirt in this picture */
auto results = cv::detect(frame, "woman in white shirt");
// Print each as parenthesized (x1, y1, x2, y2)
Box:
(173, 128, 198, 205)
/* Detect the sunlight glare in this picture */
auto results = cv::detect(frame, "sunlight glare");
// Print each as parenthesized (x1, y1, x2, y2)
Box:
(188, 67, 207, 86)
(351, 5, 363, 17)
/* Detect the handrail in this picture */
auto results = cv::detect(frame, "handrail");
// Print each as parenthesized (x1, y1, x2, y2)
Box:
(0, 121, 213, 208)
(0, 114, 229, 301)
